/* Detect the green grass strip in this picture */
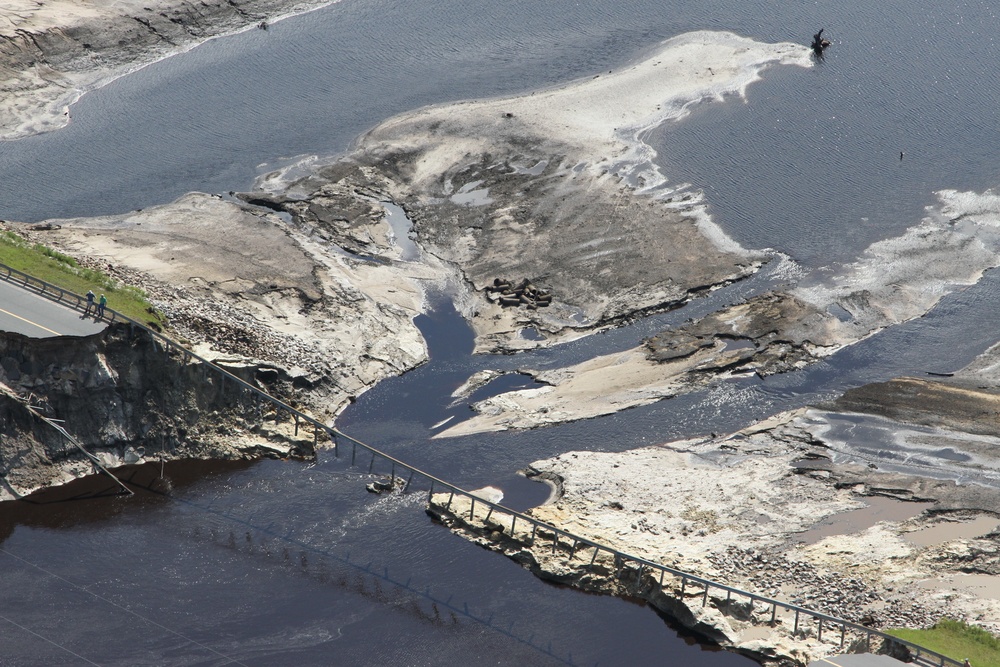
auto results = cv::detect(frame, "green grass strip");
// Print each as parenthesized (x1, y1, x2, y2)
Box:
(888, 618, 1000, 667)
(0, 230, 164, 328)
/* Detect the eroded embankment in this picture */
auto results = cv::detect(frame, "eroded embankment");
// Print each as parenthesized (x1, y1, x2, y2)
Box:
(436, 184, 1000, 437)
(0, 0, 331, 139)
(10, 190, 436, 423)
(0, 323, 315, 500)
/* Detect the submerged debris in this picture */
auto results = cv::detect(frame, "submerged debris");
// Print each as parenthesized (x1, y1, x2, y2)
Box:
(366, 476, 405, 494)
(811, 28, 831, 55)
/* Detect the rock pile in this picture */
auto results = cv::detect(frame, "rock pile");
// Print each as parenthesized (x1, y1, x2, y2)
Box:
(69, 254, 323, 375)
(485, 278, 552, 309)
(706, 547, 937, 629)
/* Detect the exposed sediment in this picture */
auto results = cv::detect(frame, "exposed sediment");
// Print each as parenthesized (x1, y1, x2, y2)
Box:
(10, 191, 439, 420)
(438, 183, 1000, 436)
(429, 405, 1000, 664)
(0, 186, 442, 496)
(429, 342, 1000, 662)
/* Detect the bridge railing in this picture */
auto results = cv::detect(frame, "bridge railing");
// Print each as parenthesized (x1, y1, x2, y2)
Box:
(416, 468, 961, 667)
(0, 259, 962, 667)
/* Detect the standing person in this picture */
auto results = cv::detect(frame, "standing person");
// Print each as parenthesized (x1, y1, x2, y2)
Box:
(84, 289, 95, 315)
(97, 293, 107, 319)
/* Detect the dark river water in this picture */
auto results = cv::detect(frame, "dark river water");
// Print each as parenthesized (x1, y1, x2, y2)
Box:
(3, 0, 1000, 664)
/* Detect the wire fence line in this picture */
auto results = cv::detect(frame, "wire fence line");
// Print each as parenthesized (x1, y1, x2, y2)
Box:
(0, 260, 962, 667)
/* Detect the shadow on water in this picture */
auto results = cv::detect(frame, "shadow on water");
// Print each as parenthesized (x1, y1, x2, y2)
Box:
(0, 459, 255, 541)
(0, 453, 756, 666)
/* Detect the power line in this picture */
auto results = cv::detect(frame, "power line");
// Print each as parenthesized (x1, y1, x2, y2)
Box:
(0, 612, 103, 666)
(0, 547, 250, 666)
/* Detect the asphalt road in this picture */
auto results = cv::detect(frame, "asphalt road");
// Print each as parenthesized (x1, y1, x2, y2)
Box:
(810, 655, 909, 667)
(0, 279, 108, 338)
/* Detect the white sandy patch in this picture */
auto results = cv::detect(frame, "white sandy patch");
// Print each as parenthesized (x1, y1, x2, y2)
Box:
(493, 31, 811, 163)
(794, 188, 1000, 343)
(469, 486, 504, 504)
(526, 438, 861, 571)
(435, 341, 751, 438)
(0, 0, 340, 139)
(368, 30, 811, 201)
(797, 523, 919, 579)
(1, 0, 106, 34)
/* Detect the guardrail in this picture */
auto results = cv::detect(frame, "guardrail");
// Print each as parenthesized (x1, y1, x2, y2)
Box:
(0, 263, 121, 323)
(0, 259, 962, 667)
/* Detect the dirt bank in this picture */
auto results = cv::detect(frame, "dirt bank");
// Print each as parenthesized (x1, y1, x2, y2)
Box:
(12, 190, 440, 420)
(0, 323, 315, 500)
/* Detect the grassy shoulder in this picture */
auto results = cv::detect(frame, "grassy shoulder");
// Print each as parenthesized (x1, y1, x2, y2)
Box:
(0, 230, 165, 329)
(888, 618, 1000, 667)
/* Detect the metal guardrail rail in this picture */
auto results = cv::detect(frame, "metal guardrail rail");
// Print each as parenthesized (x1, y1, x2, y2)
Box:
(0, 260, 963, 667)
(0, 263, 123, 324)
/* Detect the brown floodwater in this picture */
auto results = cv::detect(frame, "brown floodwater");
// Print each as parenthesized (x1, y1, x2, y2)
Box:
(791, 496, 934, 546)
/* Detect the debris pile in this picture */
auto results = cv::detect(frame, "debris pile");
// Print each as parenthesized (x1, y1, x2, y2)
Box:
(366, 476, 406, 494)
(485, 278, 552, 309)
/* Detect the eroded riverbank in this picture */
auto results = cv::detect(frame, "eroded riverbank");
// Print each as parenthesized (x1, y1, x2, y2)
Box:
(429, 379, 1000, 664)
(0, 0, 335, 139)
(5, 14, 1000, 666)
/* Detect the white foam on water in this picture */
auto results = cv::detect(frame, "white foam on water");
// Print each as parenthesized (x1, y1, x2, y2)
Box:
(793, 188, 1000, 344)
